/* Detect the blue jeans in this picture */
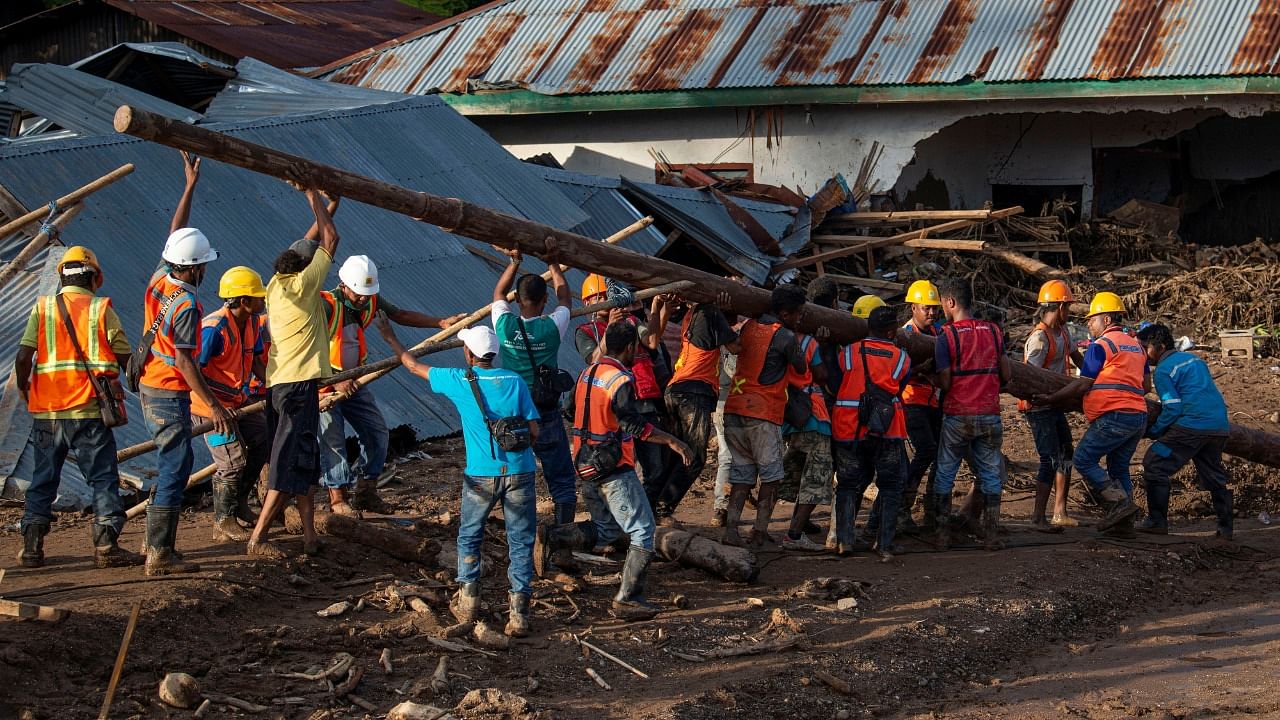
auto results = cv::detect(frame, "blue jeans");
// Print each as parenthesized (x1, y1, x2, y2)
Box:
(934, 414, 1004, 495)
(1074, 410, 1146, 495)
(320, 384, 389, 489)
(457, 472, 536, 595)
(581, 468, 656, 551)
(533, 409, 577, 505)
(142, 393, 195, 507)
(1027, 410, 1074, 488)
(24, 419, 125, 537)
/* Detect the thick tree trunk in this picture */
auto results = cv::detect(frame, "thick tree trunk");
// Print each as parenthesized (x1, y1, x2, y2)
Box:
(284, 507, 440, 565)
(111, 106, 1280, 471)
(654, 527, 758, 584)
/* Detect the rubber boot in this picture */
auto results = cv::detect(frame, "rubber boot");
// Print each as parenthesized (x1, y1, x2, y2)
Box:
(931, 493, 952, 549)
(833, 486, 867, 556)
(1139, 477, 1170, 534)
(328, 487, 361, 519)
(505, 592, 531, 638)
(550, 502, 580, 573)
(352, 475, 391, 514)
(610, 546, 661, 620)
(235, 473, 260, 526)
(981, 494, 1004, 551)
(1103, 513, 1137, 539)
(213, 478, 253, 541)
(721, 485, 751, 547)
(750, 482, 778, 547)
(93, 525, 143, 568)
(918, 476, 938, 533)
(1212, 488, 1234, 540)
(19, 523, 48, 568)
(450, 581, 480, 623)
(145, 506, 201, 576)
(1095, 482, 1140, 532)
(534, 521, 596, 577)
(711, 508, 728, 528)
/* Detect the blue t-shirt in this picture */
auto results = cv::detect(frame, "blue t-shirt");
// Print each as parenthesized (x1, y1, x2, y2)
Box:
(197, 317, 265, 367)
(1079, 332, 1152, 380)
(428, 366, 540, 478)
(1150, 351, 1229, 436)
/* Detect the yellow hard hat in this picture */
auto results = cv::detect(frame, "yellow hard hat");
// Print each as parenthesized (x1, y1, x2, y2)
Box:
(852, 294, 886, 319)
(57, 246, 103, 288)
(219, 266, 267, 299)
(905, 280, 940, 306)
(581, 273, 608, 302)
(1038, 279, 1075, 303)
(1086, 291, 1125, 317)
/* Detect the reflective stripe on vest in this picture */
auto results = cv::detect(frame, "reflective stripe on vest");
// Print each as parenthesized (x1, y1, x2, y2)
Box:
(29, 293, 119, 414)
(724, 320, 786, 424)
(941, 320, 1002, 416)
(571, 360, 636, 469)
(900, 321, 941, 408)
(322, 290, 377, 372)
(139, 273, 200, 393)
(831, 338, 908, 441)
(668, 309, 721, 392)
(1082, 329, 1149, 422)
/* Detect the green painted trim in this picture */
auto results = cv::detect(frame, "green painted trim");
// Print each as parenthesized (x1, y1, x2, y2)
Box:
(440, 77, 1280, 115)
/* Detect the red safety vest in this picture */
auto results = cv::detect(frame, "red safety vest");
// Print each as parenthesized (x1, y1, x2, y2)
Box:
(27, 291, 119, 414)
(191, 306, 262, 417)
(1082, 327, 1148, 422)
(724, 319, 786, 424)
(577, 316, 660, 400)
(900, 320, 941, 409)
(571, 358, 636, 470)
(320, 290, 378, 372)
(832, 338, 909, 441)
(939, 319, 1003, 416)
(140, 272, 201, 393)
(786, 333, 830, 425)
(1019, 321, 1072, 412)
(668, 309, 722, 393)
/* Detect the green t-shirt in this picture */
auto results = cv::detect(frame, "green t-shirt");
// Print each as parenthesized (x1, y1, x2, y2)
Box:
(491, 300, 570, 385)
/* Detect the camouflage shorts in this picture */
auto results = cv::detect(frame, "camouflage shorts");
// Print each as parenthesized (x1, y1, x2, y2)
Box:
(780, 431, 834, 505)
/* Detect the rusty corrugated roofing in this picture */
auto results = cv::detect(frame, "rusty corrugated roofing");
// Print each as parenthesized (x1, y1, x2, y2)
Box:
(99, 0, 441, 69)
(316, 0, 1280, 95)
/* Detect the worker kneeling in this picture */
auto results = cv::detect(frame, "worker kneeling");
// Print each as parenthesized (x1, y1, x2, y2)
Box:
(537, 322, 693, 621)
(15, 247, 141, 569)
(192, 266, 271, 542)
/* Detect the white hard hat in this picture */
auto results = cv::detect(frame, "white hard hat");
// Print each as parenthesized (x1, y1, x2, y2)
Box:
(458, 327, 499, 359)
(339, 255, 379, 296)
(162, 227, 218, 266)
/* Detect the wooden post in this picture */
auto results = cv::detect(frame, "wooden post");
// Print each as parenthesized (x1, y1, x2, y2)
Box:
(110, 106, 1280, 471)
(125, 464, 217, 520)
(0, 204, 85, 290)
(984, 246, 1066, 279)
(0, 164, 133, 240)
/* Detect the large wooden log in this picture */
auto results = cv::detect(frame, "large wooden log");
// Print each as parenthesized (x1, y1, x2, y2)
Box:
(654, 528, 758, 584)
(284, 507, 440, 565)
(111, 106, 1280, 471)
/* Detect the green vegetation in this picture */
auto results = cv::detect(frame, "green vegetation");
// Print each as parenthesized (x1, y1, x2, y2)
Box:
(396, 0, 489, 17)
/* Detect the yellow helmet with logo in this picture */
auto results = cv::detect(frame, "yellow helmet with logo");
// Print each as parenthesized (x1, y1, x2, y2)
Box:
(218, 266, 267, 299)
(905, 280, 940, 306)
(581, 273, 608, 302)
(1086, 291, 1125, 317)
(56, 246, 103, 289)
(852, 294, 887, 319)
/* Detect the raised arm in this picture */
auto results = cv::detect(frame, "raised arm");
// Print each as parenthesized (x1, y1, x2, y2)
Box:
(170, 151, 200, 234)
(375, 313, 431, 381)
(303, 189, 340, 257)
(389, 308, 468, 330)
(493, 247, 521, 303)
(302, 193, 340, 243)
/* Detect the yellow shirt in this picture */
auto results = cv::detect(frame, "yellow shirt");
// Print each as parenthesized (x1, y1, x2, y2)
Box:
(20, 286, 131, 420)
(265, 248, 333, 385)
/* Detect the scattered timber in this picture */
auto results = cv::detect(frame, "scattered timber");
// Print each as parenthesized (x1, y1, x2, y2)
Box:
(0, 204, 85, 291)
(283, 508, 439, 565)
(654, 527, 758, 583)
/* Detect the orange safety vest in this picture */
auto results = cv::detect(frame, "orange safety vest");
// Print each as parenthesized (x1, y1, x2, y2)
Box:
(724, 319, 786, 424)
(321, 290, 378, 372)
(832, 338, 909, 441)
(1082, 327, 1148, 422)
(571, 359, 636, 470)
(668, 308, 721, 393)
(27, 292, 119, 414)
(191, 306, 263, 417)
(1019, 321, 1072, 412)
(900, 321, 941, 409)
(786, 333, 830, 425)
(140, 273, 201, 393)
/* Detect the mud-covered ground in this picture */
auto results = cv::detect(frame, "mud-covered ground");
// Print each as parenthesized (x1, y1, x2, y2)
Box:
(1, 359, 1278, 720)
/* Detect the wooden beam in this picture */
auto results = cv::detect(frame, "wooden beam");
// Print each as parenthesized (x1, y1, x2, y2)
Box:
(0, 164, 133, 240)
(0, 204, 85, 291)
(816, 273, 902, 291)
(826, 209, 1000, 223)
(902, 238, 987, 251)
(984, 246, 1066, 279)
(0, 599, 69, 622)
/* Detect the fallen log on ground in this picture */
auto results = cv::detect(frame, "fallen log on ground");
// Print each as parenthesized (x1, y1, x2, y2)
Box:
(654, 527, 758, 583)
(111, 106, 1280, 471)
(283, 507, 439, 565)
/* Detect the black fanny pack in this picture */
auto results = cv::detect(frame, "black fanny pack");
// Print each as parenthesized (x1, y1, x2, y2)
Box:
(573, 365, 623, 483)
(858, 344, 898, 437)
(465, 368, 531, 454)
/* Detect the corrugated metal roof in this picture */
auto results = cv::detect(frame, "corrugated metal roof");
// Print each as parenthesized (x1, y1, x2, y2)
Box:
(204, 57, 408, 124)
(0, 96, 590, 487)
(531, 165, 669, 256)
(317, 0, 1280, 95)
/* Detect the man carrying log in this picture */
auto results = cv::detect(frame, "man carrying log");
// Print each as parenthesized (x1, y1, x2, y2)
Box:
(1033, 293, 1149, 538)
(896, 281, 945, 534)
(932, 279, 1012, 551)
(377, 317, 541, 637)
(191, 266, 271, 542)
(319, 254, 465, 516)
(14, 246, 141, 569)
(245, 186, 341, 558)
(1135, 324, 1233, 539)
(778, 318, 831, 552)
(721, 286, 809, 547)
(137, 151, 231, 575)
(537, 322, 693, 620)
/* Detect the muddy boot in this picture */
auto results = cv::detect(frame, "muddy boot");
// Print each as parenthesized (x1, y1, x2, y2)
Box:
(931, 493, 952, 550)
(144, 507, 201, 576)
(981, 494, 1004, 551)
(328, 487, 361, 519)
(213, 479, 253, 542)
(234, 477, 260, 526)
(721, 485, 751, 547)
(710, 508, 728, 528)
(534, 521, 596, 577)
(450, 581, 480, 623)
(352, 475, 390, 514)
(549, 502, 580, 573)
(18, 522, 48, 568)
(917, 478, 937, 533)
(749, 482, 778, 547)
(1103, 514, 1137, 539)
(1095, 482, 1140, 532)
(505, 592, 531, 638)
(93, 525, 143, 568)
(610, 546, 661, 620)
(1211, 487, 1233, 540)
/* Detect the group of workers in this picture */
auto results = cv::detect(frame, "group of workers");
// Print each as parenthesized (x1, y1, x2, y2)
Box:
(11, 152, 1237, 639)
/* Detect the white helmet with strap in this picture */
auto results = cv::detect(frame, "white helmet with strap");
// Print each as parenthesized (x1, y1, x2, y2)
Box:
(163, 227, 218, 266)
(339, 255, 379, 296)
